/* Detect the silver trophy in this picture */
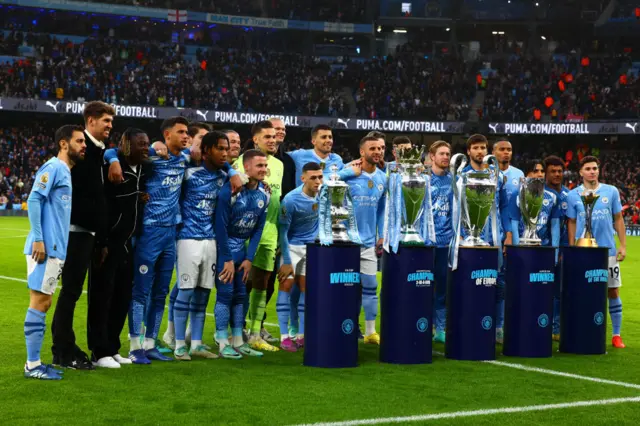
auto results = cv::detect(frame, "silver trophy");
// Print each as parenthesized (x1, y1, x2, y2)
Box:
(451, 154, 498, 247)
(518, 177, 545, 245)
(395, 146, 427, 244)
(324, 165, 351, 242)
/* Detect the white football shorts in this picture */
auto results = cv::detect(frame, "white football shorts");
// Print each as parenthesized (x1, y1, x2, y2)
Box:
(26, 256, 64, 295)
(176, 239, 217, 290)
(280, 244, 307, 279)
(608, 256, 622, 289)
(360, 247, 377, 276)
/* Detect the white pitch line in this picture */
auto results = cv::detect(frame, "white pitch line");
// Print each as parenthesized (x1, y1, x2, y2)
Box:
(484, 360, 640, 390)
(0, 235, 28, 239)
(0, 275, 27, 283)
(0, 227, 29, 232)
(293, 397, 640, 426)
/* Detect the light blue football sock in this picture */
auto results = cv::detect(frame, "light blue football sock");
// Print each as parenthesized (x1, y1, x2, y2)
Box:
(24, 308, 46, 363)
(609, 297, 622, 335)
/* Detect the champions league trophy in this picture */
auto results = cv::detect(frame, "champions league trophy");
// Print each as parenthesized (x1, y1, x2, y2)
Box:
(450, 155, 498, 247)
(576, 190, 599, 247)
(518, 177, 545, 245)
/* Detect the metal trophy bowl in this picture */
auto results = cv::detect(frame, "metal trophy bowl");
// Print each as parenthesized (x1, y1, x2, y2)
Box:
(576, 190, 599, 247)
(397, 146, 427, 244)
(325, 165, 351, 242)
(518, 177, 545, 245)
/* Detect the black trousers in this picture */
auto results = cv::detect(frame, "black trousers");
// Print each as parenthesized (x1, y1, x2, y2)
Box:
(51, 231, 96, 359)
(88, 241, 134, 360)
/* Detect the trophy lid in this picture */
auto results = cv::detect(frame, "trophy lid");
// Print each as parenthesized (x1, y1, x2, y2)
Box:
(326, 164, 348, 188)
(581, 189, 600, 203)
(397, 145, 424, 165)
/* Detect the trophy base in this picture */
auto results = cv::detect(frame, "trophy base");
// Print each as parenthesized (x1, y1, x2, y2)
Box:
(576, 238, 598, 248)
(400, 231, 424, 246)
(460, 236, 490, 247)
(518, 238, 542, 246)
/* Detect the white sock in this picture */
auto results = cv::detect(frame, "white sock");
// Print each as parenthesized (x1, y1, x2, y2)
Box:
(365, 320, 376, 336)
(130, 336, 142, 351)
(296, 333, 304, 340)
(232, 335, 244, 347)
(191, 340, 202, 349)
(27, 359, 41, 369)
(166, 321, 175, 335)
(281, 335, 289, 342)
(175, 339, 186, 349)
(143, 337, 155, 350)
(218, 338, 230, 349)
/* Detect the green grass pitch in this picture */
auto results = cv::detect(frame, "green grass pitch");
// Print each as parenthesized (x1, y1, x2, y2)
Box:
(1, 216, 640, 425)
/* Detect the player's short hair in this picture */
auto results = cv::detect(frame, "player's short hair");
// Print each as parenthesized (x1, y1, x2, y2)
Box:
(580, 155, 600, 169)
(243, 149, 266, 165)
(55, 124, 84, 150)
(221, 129, 238, 136)
(392, 136, 412, 146)
(466, 134, 488, 150)
(120, 128, 147, 156)
(429, 140, 451, 155)
(201, 131, 229, 156)
(269, 117, 285, 124)
(161, 116, 189, 133)
(359, 135, 380, 149)
(302, 162, 322, 173)
(251, 120, 273, 136)
(525, 159, 544, 176)
(188, 122, 211, 138)
(543, 155, 565, 171)
(311, 124, 332, 139)
(83, 101, 115, 123)
(491, 139, 511, 152)
(366, 131, 386, 141)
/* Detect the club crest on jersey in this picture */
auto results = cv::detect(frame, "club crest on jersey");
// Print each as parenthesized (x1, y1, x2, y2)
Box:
(181, 274, 190, 283)
(281, 206, 287, 216)
(562, 202, 568, 210)
(139, 265, 149, 275)
(266, 168, 271, 177)
(217, 178, 224, 187)
(512, 178, 519, 186)
(320, 162, 326, 170)
(602, 197, 609, 204)
(543, 199, 550, 207)
(40, 172, 49, 184)
(312, 203, 318, 211)
(377, 183, 384, 192)
(368, 180, 374, 189)
(258, 200, 265, 209)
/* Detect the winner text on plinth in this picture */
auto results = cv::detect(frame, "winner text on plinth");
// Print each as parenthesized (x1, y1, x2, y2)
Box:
(304, 243, 361, 368)
(380, 246, 435, 364)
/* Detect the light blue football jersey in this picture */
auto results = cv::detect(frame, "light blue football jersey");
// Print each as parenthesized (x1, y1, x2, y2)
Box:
(427, 171, 454, 247)
(24, 157, 73, 260)
(279, 185, 319, 264)
(566, 184, 622, 257)
(347, 169, 387, 248)
(288, 149, 344, 186)
(536, 188, 558, 246)
(502, 165, 525, 232)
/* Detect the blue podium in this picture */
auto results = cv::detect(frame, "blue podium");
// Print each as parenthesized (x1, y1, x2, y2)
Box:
(503, 246, 555, 358)
(304, 242, 361, 368)
(380, 246, 435, 364)
(560, 246, 609, 355)
(446, 247, 499, 361)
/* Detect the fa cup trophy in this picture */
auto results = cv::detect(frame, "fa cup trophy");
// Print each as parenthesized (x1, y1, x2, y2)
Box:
(518, 177, 545, 245)
(318, 165, 360, 245)
(576, 190, 599, 247)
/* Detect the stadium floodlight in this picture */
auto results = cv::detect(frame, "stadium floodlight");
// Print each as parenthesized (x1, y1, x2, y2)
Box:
(446, 27, 450, 31)
(541, 36, 546, 40)
(492, 31, 497, 34)
(393, 29, 408, 33)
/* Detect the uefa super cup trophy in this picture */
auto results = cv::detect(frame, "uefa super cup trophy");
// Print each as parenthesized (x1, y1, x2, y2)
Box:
(397, 146, 427, 244)
(317, 164, 361, 244)
(576, 190, 599, 247)
(518, 177, 545, 245)
(451, 154, 498, 247)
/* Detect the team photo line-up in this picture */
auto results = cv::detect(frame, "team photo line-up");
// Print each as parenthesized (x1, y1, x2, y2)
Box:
(21, 100, 626, 380)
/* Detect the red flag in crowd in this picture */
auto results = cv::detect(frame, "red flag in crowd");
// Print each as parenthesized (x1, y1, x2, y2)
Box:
(564, 74, 573, 83)
(581, 57, 590, 67)
(558, 80, 566, 92)
(200, 60, 207, 70)
(533, 109, 541, 120)
(545, 96, 554, 108)
(620, 74, 628, 85)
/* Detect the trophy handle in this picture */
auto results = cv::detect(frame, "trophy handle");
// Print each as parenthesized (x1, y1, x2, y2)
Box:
(449, 153, 468, 201)
(482, 154, 500, 189)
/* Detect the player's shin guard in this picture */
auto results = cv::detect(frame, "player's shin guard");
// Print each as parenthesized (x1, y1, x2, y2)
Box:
(215, 286, 232, 342)
(190, 289, 209, 346)
(276, 291, 291, 339)
(249, 290, 267, 335)
(174, 289, 193, 345)
(168, 284, 179, 323)
(289, 284, 301, 334)
(609, 297, 622, 336)
(24, 308, 46, 368)
(361, 274, 378, 334)
(297, 292, 305, 337)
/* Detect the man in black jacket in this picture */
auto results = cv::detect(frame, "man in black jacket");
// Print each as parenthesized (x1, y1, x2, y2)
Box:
(88, 128, 150, 368)
(52, 101, 115, 370)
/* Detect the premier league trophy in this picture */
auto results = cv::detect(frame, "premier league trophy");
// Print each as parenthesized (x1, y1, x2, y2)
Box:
(561, 188, 608, 355)
(503, 177, 555, 358)
(446, 154, 500, 361)
(576, 190, 599, 247)
(380, 145, 435, 365)
(305, 165, 361, 368)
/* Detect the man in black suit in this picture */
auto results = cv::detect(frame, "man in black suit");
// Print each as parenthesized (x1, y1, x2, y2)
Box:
(52, 101, 115, 370)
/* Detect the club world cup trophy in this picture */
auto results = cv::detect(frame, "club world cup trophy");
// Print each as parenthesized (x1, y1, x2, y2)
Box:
(397, 146, 427, 244)
(451, 155, 498, 247)
(576, 190, 599, 247)
(518, 177, 545, 245)
(318, 165, 361, 245)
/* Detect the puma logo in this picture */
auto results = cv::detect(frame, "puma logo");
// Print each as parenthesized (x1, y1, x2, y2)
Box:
(488, 123, 498, 133)
(46, 101, 60, 112)
(196, 110, 209, 121)
(625, 123, 638, 134)
(337, 118, 351, 128)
